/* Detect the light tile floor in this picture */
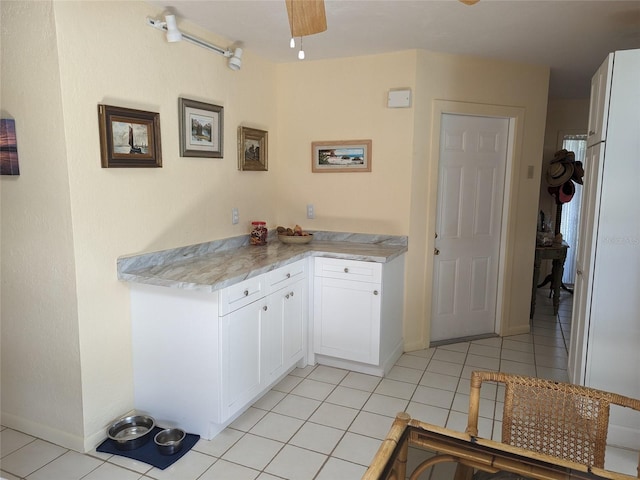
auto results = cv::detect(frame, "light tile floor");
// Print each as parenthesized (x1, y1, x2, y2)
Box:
(2, 289, 638, 479)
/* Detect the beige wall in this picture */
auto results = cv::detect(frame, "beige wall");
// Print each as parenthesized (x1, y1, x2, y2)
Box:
(0, 0, 84, 447)
(1, 0, 550, 451)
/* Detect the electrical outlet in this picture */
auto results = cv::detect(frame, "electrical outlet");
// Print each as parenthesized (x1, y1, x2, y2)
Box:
(307, 204, 315, 219)
(232, 208, 239, 225)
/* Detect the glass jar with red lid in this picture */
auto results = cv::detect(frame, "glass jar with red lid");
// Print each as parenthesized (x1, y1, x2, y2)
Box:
(250, 221, 268, 245)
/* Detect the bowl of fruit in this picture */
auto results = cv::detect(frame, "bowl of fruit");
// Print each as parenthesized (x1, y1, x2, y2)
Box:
(277, 225, 313, 244)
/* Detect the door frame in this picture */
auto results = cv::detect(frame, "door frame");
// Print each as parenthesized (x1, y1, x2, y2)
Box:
(424, 101, 526, 344)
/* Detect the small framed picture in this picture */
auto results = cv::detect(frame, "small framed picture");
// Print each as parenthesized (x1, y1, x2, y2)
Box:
(311, 140, 372, 173)
(98, 105, 162, 168)
(1, 119, 20, 175)
(238, 126, 268, 171)
(179, 98, 223, 158)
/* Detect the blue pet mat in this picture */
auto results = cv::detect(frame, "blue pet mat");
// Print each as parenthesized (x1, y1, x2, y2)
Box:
(97, 426, 200, 470)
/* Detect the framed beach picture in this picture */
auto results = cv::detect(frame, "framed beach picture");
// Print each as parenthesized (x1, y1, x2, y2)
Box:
(311, 139, 372, 173)
(1, 119, 20, 175)
(179, 98, 223, 158)
(98, 105, 162, 168)
(238, 126, 268, 171)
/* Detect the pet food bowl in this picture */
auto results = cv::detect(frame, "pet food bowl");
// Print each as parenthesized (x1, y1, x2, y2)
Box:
(107, 415, 155, 451)
(154, 428, 186, 455)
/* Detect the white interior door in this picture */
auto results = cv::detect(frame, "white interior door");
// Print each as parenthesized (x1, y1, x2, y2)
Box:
(431, 114, 509, 343)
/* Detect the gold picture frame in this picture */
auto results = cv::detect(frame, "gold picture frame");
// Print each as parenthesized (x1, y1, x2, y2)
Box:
(238, 126, 268, 171)
(311, 139, 372, 173)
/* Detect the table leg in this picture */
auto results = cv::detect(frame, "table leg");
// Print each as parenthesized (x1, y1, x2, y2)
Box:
(552, 258, 564, 315)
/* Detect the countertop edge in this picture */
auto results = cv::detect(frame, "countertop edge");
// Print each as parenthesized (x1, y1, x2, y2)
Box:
(118, 233, 407, 292)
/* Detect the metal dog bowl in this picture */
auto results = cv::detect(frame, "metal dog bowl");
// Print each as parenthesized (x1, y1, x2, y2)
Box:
(154, 428, 186, 456)
(107, 415, 155, 451)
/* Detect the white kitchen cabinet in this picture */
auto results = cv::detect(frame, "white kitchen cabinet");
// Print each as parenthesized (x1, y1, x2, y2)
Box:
(263, 261, 307, 384)
(220, 298, 266, 420)
(568, 49, 640, 449)
(265, 279, 306, 381)
(313, 255, 404, 376)
(131, 259, 308, 439)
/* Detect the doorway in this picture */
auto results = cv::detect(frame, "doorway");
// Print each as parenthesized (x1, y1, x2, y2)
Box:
(430, 113, 510, 343)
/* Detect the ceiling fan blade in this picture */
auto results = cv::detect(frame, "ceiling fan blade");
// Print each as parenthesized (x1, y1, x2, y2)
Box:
(285, 0, 327, 37)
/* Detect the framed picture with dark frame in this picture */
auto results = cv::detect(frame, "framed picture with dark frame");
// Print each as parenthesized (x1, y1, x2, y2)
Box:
(311, 139, 372, 173)
(1, 118, 20, 175)
(179, 98, 223, 158)
(238, 126, 268, 171)
(98, 105, 162, 168)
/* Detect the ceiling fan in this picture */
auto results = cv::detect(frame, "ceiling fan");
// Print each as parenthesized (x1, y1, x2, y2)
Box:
(284, 0, 477, 59)
(284, 0, 479, 38)
(285, 0, 327, 38)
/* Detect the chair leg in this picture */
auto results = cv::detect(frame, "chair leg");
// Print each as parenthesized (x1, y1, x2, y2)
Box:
(454, 464, 474, 480)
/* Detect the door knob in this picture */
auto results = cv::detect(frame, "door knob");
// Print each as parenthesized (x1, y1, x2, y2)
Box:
(344, 267, 349, 273)
(434, 248, 440, 255)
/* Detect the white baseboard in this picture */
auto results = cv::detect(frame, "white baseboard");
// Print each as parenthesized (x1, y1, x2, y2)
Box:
(1, 411, 87, 452)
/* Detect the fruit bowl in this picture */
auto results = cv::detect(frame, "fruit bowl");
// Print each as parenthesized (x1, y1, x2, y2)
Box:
(278, 234, 313, 245)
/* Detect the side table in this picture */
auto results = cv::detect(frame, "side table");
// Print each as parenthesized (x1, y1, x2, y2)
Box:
(530, 241, 568, 319)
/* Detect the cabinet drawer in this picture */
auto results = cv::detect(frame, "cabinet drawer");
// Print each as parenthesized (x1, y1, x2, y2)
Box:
(219, 276, 265, 315)
(314, 257, 381, 283)
(267, 260, 307, 290)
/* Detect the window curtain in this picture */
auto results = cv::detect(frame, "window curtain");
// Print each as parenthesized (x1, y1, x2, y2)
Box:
(560, 136, 587, 285)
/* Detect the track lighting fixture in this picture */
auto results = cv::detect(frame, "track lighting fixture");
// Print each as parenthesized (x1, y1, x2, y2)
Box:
(146, 15, 243, 71)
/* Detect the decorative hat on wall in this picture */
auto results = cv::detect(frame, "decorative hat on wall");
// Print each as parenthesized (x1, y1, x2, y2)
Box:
(546, 161, 575, 187)
(558, 179, 576, 203)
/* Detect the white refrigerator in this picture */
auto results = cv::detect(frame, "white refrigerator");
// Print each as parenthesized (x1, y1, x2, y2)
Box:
(568, 49, 640, 449)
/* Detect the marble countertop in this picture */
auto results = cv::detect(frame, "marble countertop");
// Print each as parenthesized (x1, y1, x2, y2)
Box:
(118, 231, 408, 292)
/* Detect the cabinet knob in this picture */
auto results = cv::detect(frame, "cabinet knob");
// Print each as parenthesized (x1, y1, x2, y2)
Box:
(434, 248, 440, 255)
(287, 273, 291, 278)
(373, 290, 379, 295)
(285, 294, 290, 299)
(263, 305, 268, 311)
(244, 289, 249, 296)
(344, 267, 349, 273)
(290, 291, 294, 297)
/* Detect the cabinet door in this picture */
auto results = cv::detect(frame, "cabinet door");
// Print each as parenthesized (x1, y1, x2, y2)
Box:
(282, 280, 305, 366)
(264, 279, 305, 383)
(314, 276, 381, 364)
(220, 300, 266, 420)
(587, 54, 612, 147)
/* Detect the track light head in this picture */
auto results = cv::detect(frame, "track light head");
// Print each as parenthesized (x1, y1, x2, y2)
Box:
(228, 47, 243, 71)
(164, 15, 182, 42)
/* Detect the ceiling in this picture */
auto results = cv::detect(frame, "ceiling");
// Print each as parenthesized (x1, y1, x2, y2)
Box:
(148, 0, 640, 99)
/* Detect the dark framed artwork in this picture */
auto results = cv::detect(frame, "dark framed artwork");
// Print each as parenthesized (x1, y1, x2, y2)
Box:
(238, 126, 268, 171)
(311, 139, 372, 173)
(0, 119, 20, 175)
(179, 98, 223, 158)
(98, 104, 162, 168)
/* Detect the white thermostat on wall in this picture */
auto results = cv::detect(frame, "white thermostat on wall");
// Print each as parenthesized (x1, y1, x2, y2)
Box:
(387, 88, 412, 108)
